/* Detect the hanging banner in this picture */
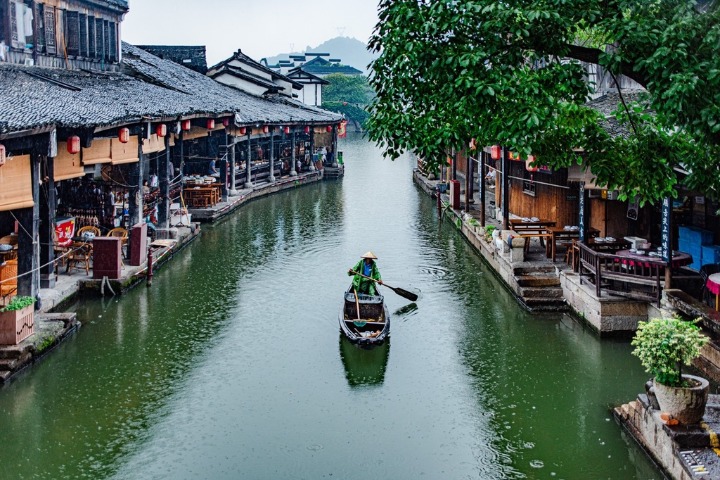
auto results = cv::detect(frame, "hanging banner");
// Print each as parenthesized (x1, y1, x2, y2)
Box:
(579, 183, 586, 242)
(54, 216, 76, 247)
(338, 120, 347, 138)
(661, 197, 672, 263)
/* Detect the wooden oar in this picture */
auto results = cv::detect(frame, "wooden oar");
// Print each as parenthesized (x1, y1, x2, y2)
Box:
(353, 288, 366, 327)
(350, 270, 419, 302)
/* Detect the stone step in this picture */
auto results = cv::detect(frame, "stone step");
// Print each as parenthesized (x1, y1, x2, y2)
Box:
(516, 275, 561, 288)
(0, 345, 27, 360)
(513, 265, 557, 275)
(523, 297, 567, 311)
(520, 287, 564, 299)
(0, 370, 11, 383)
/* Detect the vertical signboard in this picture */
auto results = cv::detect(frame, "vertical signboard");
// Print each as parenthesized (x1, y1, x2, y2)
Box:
(661, 197, 672, 263)
(578, 183, 586, 242)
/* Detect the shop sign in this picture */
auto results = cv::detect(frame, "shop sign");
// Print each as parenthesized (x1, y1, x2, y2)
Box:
(55, 217, 76, 247)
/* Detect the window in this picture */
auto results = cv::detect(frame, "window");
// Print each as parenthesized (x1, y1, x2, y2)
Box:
(44, 5, 56, 54)
(108, 21, 116, 62)
(9, 0, 34, 50)
(87, 15, 95, 58)
(95, 17, 103, 60)
(78, 13, 88, 57)
(65, 11, 79, 56)
(34, 2, 45, 53)
(522, 180, 536, 197)
(103, 20, 110, 61)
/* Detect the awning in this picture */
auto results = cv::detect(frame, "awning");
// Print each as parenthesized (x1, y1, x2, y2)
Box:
(0, 154, 33, 211)
(82, 138, 112, 165)
(111, 137, 139, 165)
(54, 144, 85, 181)
(142, 134, 166, 154)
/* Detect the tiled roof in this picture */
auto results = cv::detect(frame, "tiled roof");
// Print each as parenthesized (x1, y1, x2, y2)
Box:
(0, 43, 341, 135)
(586, 91, 646, 139)
(136, 45, 208, 74)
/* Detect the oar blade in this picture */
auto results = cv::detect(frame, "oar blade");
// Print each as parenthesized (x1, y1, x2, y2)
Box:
(391, 286, 418, 302)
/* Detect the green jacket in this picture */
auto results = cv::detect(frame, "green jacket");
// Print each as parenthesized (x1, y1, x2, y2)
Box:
(349, 259, 382, 295)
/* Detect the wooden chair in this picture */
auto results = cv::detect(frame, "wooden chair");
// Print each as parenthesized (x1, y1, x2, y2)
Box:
(0, 259, 18, 304)
(77, 226, 101, 238)
(66, 243, 92, 275)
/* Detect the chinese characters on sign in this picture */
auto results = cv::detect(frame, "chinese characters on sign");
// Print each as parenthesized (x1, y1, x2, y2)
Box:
(579, 184, 585, 242)
(661, 198, 672, 263)
(54, 217, 76, 247)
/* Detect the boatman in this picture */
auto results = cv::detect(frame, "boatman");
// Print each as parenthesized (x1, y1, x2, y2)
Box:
(348, 251, 383, 295)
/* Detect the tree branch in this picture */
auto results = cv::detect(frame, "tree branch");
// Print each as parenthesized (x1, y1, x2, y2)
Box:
(565, 44, 648, 88)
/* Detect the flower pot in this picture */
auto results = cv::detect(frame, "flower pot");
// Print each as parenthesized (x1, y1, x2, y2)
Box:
(0, 304, 34, 345)
(653, 374, 709, 425)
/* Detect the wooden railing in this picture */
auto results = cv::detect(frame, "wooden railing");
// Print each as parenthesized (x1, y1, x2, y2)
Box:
(577, 243, 664, 306)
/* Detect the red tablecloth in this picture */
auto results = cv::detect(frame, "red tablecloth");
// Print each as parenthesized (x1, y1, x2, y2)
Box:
(615, 250, 692, 269)
(707, 273, 720, 296)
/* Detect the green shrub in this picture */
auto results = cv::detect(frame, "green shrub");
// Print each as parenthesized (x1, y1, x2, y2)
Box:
(1, 296, 35, 312)
(631, 317, 708, 387)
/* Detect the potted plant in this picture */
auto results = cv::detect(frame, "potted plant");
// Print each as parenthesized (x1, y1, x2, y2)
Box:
(0, 295, 35, 345)
(631, 316, 709, 425)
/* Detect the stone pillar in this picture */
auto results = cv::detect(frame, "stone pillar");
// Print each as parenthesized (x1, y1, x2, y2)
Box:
(269, 129, 276, 182)
(229, 136, 237, 195)
(309, 128, 316, 172)
(245, 131, 253, 188)
(158, 135, 170, 229)
(40, 136, 56, 288)
(127, 139, 144, 261)
(290, 132, 297, 176)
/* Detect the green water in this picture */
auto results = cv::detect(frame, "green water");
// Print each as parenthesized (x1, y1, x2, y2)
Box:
(0, 135, 662, 479)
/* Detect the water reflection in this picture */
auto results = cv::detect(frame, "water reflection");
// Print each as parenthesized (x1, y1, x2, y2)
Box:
(338, 336, 390, 387)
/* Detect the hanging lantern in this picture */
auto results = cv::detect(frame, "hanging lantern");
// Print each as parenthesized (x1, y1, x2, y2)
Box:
(263, 125, 269, 134)
(206, 119, 215, 130)
(118, 127, 130, 144)
(283, 126, 290, 134)
(0, 144, 6, 166)
(222, 118, 230, 127)
(490, 145, 501, 160)
(67, 135, 81, 154)
(181, 120, 191, 131)
(239, 126, 247, 136)
(326, 125, 333, 132)
(156, 124, 167, 137)
(304, 126, 310, 134)
(525, 155, 539, 172)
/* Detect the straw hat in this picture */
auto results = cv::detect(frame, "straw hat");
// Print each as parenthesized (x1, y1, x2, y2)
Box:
(361, 251, 377, 259)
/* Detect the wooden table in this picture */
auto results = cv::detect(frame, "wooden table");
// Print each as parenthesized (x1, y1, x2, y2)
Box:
(585, 237, 631, 252)
(705, 272, 720, 311)
(183, 186, 219, 208)
(509, 219, 556, 253)
(614, 249, 693, 276)
(547, 227, 580, 261)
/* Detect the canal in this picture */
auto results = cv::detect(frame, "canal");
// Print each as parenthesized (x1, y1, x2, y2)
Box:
(0, 135, 662, 479)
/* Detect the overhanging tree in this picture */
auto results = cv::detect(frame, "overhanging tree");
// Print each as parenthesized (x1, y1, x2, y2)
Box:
(367, 0, 720, 204)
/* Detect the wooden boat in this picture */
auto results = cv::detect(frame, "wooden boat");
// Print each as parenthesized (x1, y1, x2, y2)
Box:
(339, 287, 390, 346)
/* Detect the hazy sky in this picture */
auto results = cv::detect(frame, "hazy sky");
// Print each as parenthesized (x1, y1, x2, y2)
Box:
(122, 0, 380, 66)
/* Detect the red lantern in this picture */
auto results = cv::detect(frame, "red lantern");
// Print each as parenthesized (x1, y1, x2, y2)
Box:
(118, 127, 130, 144)
(156, 124, 167, 137)
(304, 126, 310, 134)
(283, 126, 290, 134)
(326, 125, 333, 132)
(525, 155, 539, 172)
(67, 135, 81, 154)
(490, 145, 501, 160)
(0, 144, 6, 166)
(239, 127, 247, 136)
(263, 125, 269, 134)
(222, 118, 230, 127)
(206, 119, 215, 130)
(181, 120, 191, 131)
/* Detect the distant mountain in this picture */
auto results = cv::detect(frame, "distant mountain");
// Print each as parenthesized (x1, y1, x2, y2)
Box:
(264, 36, 377, 75)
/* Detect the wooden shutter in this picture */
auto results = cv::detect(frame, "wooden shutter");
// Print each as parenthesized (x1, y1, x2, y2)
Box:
(95, 17, 104, 61)
(87, 15, 95, 58)
(103, 20, 109, 61)
(44, 6, 56, 55)
(78, 13, 87, 57)
(66, 11, 79, 56)
(9, 1, 19, 48)
(54, 146, 85, 181)
(35, 2, 45, 53)
(0, 155, 34, 211)
(109, 22, 117, 62)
